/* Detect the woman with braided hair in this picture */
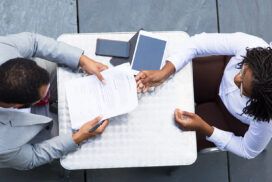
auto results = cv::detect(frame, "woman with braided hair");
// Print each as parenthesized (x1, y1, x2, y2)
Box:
(136, 32, 272, 159)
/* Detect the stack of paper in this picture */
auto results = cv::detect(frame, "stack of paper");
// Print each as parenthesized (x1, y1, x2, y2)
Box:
(65, 63, 138, 129)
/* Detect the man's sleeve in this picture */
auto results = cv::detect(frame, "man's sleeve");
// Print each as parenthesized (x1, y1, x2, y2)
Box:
(0, 32, 83, 70)
(0, 134, 77, 170)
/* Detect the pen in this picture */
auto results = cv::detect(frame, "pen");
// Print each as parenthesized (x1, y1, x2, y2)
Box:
(89, 120, 106, 133)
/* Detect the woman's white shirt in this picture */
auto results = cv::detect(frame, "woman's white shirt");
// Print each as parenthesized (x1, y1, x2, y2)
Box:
(167, 32, 272, 158)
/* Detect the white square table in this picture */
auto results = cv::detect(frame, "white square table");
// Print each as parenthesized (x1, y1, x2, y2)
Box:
(57, 31, 196, 170)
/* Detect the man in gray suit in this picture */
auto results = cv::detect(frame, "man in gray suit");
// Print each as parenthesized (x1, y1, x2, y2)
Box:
(0, 32, 109, 170)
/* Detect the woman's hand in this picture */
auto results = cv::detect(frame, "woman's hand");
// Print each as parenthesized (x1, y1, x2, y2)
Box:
(79, 55, 108, 82)
(135, 70, 165, 92)
(174, 109, 214, 136)
(135, 61, 176, 92)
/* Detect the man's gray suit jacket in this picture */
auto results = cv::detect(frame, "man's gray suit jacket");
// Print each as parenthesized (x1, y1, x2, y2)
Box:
(0, 32, 82, 170)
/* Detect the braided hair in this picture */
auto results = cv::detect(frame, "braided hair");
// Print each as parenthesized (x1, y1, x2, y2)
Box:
(238, 47, 272, 122)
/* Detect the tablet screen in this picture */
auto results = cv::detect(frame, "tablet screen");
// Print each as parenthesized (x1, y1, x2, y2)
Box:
(131, 35, 166, 71)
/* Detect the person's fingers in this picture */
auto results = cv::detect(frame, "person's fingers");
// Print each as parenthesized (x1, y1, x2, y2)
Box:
(136, 80, 146, 93)
(181, 111, 195, 118)
(175, 109, 194, 118)
(174, 109, 192, 124)
(174, 108, 181, 116)
(135, 72, 146, 81)
(137, 87, 143, 93)
(135, 72, 142, 81)
(174, 109, 183, 122)
(136, 79, 143, 85)
(135, 75, 140, 81)
(103, 64, 109, 69)
(93, 71, 105, 82)
(88, 116, 102, 126)
(138, 82, 144, 89)
(99, 65, 108, 72)
(142, 75, 153, 85)
(136, 80, 146, 89)
(96, 119, 109, 133)
(143, 86, 148, 93)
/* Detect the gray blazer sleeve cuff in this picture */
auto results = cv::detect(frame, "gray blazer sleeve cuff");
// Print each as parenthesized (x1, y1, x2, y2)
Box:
(59, 134, 78, 154)
(57, 42, 84, 70)
(0, 134, 78, 170)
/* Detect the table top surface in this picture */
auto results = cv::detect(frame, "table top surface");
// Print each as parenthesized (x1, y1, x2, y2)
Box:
(57, 31, 196, 170)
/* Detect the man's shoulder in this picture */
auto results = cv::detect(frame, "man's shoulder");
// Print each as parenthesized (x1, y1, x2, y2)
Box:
(0, 109, 52, 126)
(0, 42, 21, 65)
(0, 122, 45, 153)
(0, 109, 52, 152)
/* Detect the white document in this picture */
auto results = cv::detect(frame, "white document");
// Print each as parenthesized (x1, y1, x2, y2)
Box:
(65, 63, 138, 129)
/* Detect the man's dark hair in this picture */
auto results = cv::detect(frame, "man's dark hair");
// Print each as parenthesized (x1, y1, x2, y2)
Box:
(238, 47, 272, 122)
(0, 58, 50, 104)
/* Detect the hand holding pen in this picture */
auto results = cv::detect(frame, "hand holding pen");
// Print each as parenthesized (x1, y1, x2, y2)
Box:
(72, 116, 109, 144)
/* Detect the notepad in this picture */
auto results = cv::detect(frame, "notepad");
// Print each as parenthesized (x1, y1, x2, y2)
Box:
(131, 30, 167, 74)
(65, 63, 138, 129)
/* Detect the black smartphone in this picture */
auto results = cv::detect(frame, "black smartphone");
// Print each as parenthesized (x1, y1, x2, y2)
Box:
(95, 38, 130, 58)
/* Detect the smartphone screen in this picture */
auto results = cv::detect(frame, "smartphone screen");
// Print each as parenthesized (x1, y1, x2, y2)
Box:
(96, 39, 130, 58)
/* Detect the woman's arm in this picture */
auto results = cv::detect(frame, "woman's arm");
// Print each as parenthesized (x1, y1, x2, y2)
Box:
(175, 108, 272, 159)
(207, 121, 272, 159)
(136, 32, 268, 92)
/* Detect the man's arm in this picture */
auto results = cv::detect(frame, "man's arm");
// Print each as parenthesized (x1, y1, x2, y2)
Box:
(0, 32, 108, 81)
(0, 32, 83, 70)
(0, 117, 109, 170)
(0, 134, 77, 170)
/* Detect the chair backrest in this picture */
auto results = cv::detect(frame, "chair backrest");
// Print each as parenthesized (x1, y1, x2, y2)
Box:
(192, 56, 231, 104)
(192, 55, 248, 152)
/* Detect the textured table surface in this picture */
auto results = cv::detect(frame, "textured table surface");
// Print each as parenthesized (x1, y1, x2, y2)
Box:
(57, 32, 196, 170)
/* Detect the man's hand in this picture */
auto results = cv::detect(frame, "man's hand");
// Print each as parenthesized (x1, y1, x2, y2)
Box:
(72, 116, 109, 144)
(174, 109, 214, 136)
(79, 55, 108, 82)
(135, 61, 175, 92)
